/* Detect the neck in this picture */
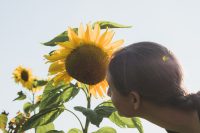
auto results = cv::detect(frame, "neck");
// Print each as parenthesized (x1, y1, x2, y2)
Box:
(137, 101, 200, 133)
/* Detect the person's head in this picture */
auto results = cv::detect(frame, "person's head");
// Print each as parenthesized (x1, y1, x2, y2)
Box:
(107, 42, 200, 117)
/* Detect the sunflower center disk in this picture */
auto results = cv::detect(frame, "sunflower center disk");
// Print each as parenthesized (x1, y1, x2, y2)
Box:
(66, 45, 109, 85)
(21, 70, 29, 81)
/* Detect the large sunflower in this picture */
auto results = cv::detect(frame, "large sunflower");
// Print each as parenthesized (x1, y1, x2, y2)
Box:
(13, 66, 41, 93)
(45, 24, 124, 97)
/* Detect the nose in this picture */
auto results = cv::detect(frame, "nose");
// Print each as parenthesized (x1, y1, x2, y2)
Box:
(107, 87, 111, 97)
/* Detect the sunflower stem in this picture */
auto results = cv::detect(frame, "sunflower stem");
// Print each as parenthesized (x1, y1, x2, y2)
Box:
(32, 93, 36, 114)
(84, 84, 89, 94)
(32, 93, 36, 133)
(65, 108, 84, 131)
(83, 94, 91, 133)
(81, 87, 88, 98)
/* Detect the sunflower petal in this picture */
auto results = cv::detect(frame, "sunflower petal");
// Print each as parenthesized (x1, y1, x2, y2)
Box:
(101, 80, 108, 93)
(105, 39, 124, 51)
(96, 28, 109, 47)
(93, 24, 101, 44)
(83, 24, 92, 44)
(56, 41, 75, 50)
(68, 27, 80, 45)
(44, 49, 70, 62)
(78, 23, 85, 39)
(49, 61, 65, 75)
(102, 31, 115, 47)
(53, 72, 70, 85)
(97, 85, 103, 97)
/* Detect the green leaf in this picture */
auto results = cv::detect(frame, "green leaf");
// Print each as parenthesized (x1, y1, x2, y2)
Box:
(43, 28, 78, 46)
(13, 91, 26, 101)
(68, 128, 82, 133)
(109, 111, 143, 133)
(23, 102, 32, 114)
(42, 80, 55, 97)
(43, 31, 68, 46)
(109, 111, 136, 128)
(47, 130, 65, 133)
(95, 100, 114, 107)
(23, 101, 40, 114)
(39, 82, 79, 111)
(132, 117, 144, 133)
(95, 100, 143, 133)
(36, 122, 55, 133)
(92, 126, 117, 133)
(94, 106, 116, 118)
(33, 80, 48, 87)
(0, 112, 8, 130)
(94, 100, 116, 118)
(31, 101, 41, 112)
(74, 106, 103, 127)
(22, 105, 65, 131)
(93, 21, 132, 29)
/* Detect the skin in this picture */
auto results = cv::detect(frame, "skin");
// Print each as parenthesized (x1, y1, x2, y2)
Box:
(106, 72, 200, 133)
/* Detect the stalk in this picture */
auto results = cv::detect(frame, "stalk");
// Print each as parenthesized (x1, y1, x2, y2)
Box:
(83, 94, 91, 133)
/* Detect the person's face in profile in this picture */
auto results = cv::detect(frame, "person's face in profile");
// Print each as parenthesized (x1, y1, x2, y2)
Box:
(106, 71, 141, 117)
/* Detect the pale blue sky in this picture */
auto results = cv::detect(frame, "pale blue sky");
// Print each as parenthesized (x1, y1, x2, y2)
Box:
(0, 0, 200, 133)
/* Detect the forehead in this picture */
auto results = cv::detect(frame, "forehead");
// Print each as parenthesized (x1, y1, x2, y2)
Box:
(106, 71, 116, 90)
(106, 70, 111, 83)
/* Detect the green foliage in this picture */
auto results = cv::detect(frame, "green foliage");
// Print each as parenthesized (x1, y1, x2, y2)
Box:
(43, 28, 78, 46)
(22, 105, 65, 131)
(0, 112, 8, 130)
(74, 106, 103, 127)
(13, 91, 26, 101)
(33, 79, 48, 87)
(96, 100, 114, 107)
(36, 122, 55, 133)
(23, 102, 32, 114)
(92, 21, 132, 29)
(39, 81, 79, 111)
(94, 100, 116, 118)
(132, 117, 144, 133)
(23, 101, 40, 115)
(31, 101, 41, 112)
(47, 130, 65, 133)
(74, 100, 143, 133)
(94, 106, 116, 118)
(109, 111, 144, 133)
(92, 126, 117, 133)
(68, 128, 82, 133)
(95, 100, 143, 133)
(43, 31, 68, 46)
(109, 111, 135, 128)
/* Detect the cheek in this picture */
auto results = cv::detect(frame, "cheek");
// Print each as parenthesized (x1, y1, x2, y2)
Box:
(111, 95, 121, 112)
(111, 95, 135, 117)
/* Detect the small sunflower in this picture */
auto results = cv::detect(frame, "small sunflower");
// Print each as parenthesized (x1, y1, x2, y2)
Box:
(45, 23, 124, 97)
(13, 66, 42, 93)
(13, 66, 34, 90)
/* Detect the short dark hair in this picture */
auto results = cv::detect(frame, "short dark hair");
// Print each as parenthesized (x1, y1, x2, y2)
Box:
(109, 42, 200, 111)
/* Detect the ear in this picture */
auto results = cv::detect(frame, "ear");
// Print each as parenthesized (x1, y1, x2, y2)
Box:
(129, 91, 140, 110)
